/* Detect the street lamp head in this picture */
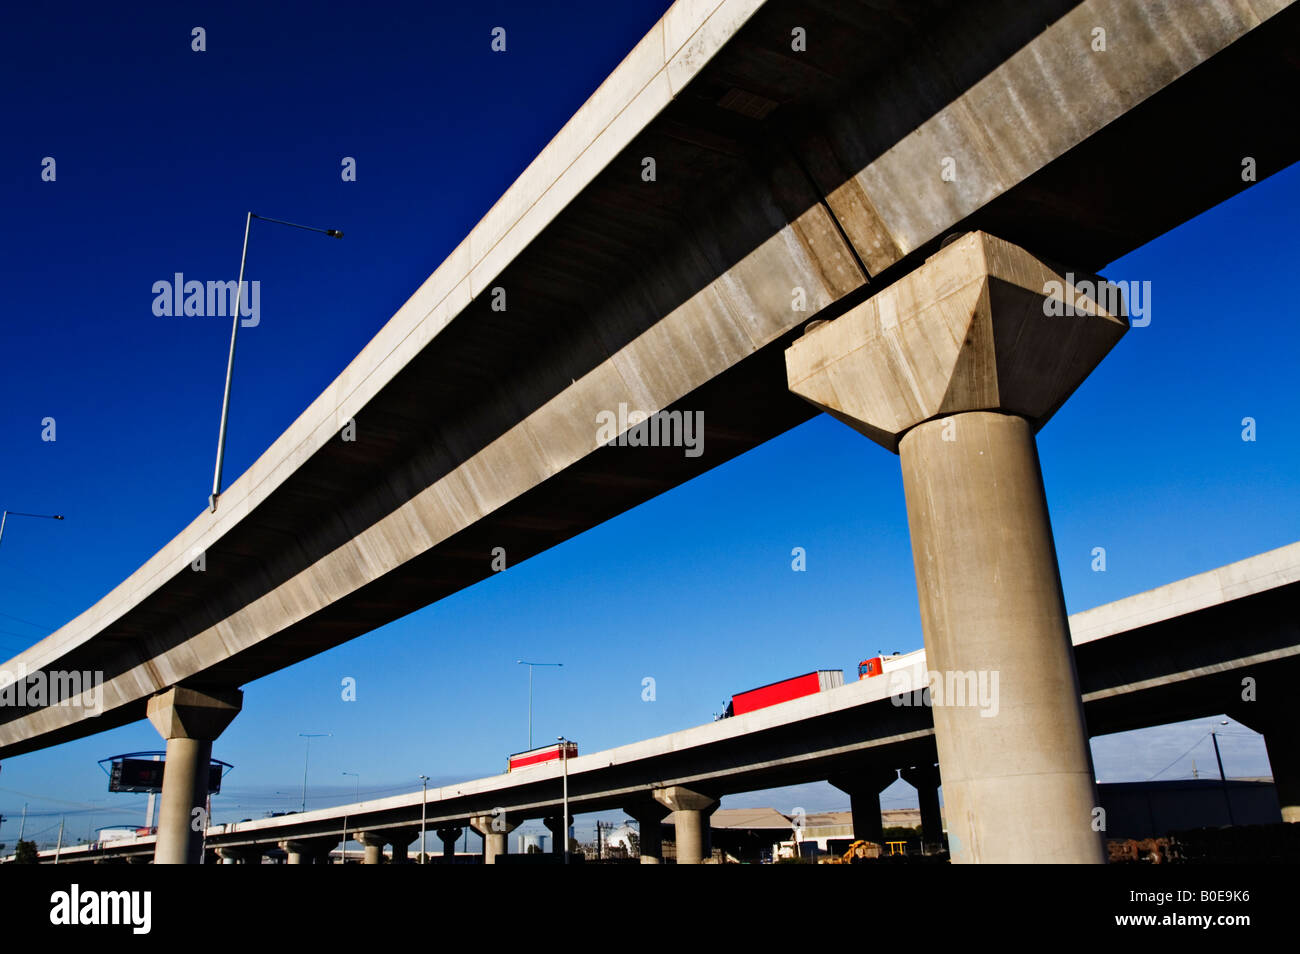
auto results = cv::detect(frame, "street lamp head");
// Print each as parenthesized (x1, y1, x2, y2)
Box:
(53, 515, 64, 520)
(325, 229, 344, 239)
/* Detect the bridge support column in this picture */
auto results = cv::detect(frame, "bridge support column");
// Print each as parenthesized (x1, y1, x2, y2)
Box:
(830, 768, 897, 847)
(543, 815, 572, 856)
(281, 837, 335, 864)
(786, 232, 1125, 864)
(623, 801, 671, 863)
(654, 786, 718, 864)
(469, 814, 518, 864)
(387, 829, 416, 864)
(282, 841, 307, 865)
(146, 686, 242, 865)
(437, 827, 462, 861)
(357, 830, 386, 864)
(901, 763, 944, 852)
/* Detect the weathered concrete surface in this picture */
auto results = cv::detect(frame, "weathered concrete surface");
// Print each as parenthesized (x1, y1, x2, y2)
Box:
(787, 233, 1122, 862)
(3, 0, 1297, 760)
(146, 687, 241, 865)
(469, 813, 519, 864)
(785, 231, 1128, 450)
(654, 786, 719, 863)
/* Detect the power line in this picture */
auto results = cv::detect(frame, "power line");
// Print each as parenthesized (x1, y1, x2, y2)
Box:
(0, 610, 54, 631)
(1145, 732, 1211, 781)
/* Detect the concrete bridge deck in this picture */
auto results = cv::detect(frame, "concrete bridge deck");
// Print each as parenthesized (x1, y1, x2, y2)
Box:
(2, 0, 1298, 760)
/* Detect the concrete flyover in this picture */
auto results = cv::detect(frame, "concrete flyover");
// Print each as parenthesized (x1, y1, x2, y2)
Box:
(2, 0, 1297, 862)
(27, 540, 1300, 864)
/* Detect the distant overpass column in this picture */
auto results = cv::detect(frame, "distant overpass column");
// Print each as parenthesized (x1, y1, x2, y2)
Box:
(901, 764, 944, 852)
(357, 830, 386, 865)
(437, 827, 462, 861)
(146, 686, 243, 865)
(387, 829, 416, 864)
(469, 814, 518, 864)
(281, 840, 309, 864)
(623, 801, 670, 864)
(786, 232, 1126, 864)
(543, 815, 572, 856)
(654, 786, 718, 864)
(830, 768, 897, 846)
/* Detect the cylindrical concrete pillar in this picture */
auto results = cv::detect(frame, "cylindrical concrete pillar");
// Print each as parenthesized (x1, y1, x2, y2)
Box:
(282, 840, 308, 864)
(358, 831, 385, 865)
(543, 815, 571, 856)
(831, 768, 896, 847)
(146, 686, 242, 866)
(437, 827, 461, 860)
(675, 810, 712, 864)
(624, 801, 671, 863)
(901, 764, 944, 852)
(390, 839, 409, 864)
(849, 790, 885, 847)
(154, 736, 211, 865)
(899, 412, 1104, 863)
(652, 787, 717, 864)
(469, 815, 517, 864)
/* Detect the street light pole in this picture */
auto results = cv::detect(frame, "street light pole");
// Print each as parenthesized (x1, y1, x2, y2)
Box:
(517, 660, 562, 750)
(0, 510, 64, 548)
(210, 212, 343, 512)
(419, 775, 429, 864)
(340, 771, 359, 863)
(558, 736, 570, 865)
(1212, 728, 1236, 826)
(299, 733, 331, 812)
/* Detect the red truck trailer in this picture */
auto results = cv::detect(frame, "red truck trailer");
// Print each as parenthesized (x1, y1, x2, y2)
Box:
(724, 670, 844, 717)
(506, 740, 578, 772)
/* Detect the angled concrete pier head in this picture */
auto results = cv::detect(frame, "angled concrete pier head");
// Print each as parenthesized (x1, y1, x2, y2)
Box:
(146, 686, 242, 864)
(654, 786, 718, 864)
(787, 232, 1127, 863)
(469, 813, 518, 864)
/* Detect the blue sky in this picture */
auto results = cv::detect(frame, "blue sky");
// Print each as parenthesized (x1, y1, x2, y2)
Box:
(1, 1, 1297, 848)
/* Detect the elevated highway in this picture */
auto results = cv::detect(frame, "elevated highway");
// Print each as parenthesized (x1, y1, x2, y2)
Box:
(2, 0, 1298, 763)
(25, 541, 1298, 864)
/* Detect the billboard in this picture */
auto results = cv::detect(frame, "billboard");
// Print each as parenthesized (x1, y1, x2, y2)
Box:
(108, 758, 222, 794)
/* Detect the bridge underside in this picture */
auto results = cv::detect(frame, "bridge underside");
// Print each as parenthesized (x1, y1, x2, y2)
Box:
(4, 0, 1299, 757)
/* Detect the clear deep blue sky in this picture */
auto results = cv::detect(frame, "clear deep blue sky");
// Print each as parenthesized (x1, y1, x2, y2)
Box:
(2, 1, 1297, 846)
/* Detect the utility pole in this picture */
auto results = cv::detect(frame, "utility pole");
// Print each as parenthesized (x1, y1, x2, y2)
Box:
(419, 775, 429, 864)
(517, 660, 562, 750)
(558, 736, 570, 865)
(1212, 730, 1235, 826)
(55, 817, 64, 864)
(18, 803, 27, 842)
